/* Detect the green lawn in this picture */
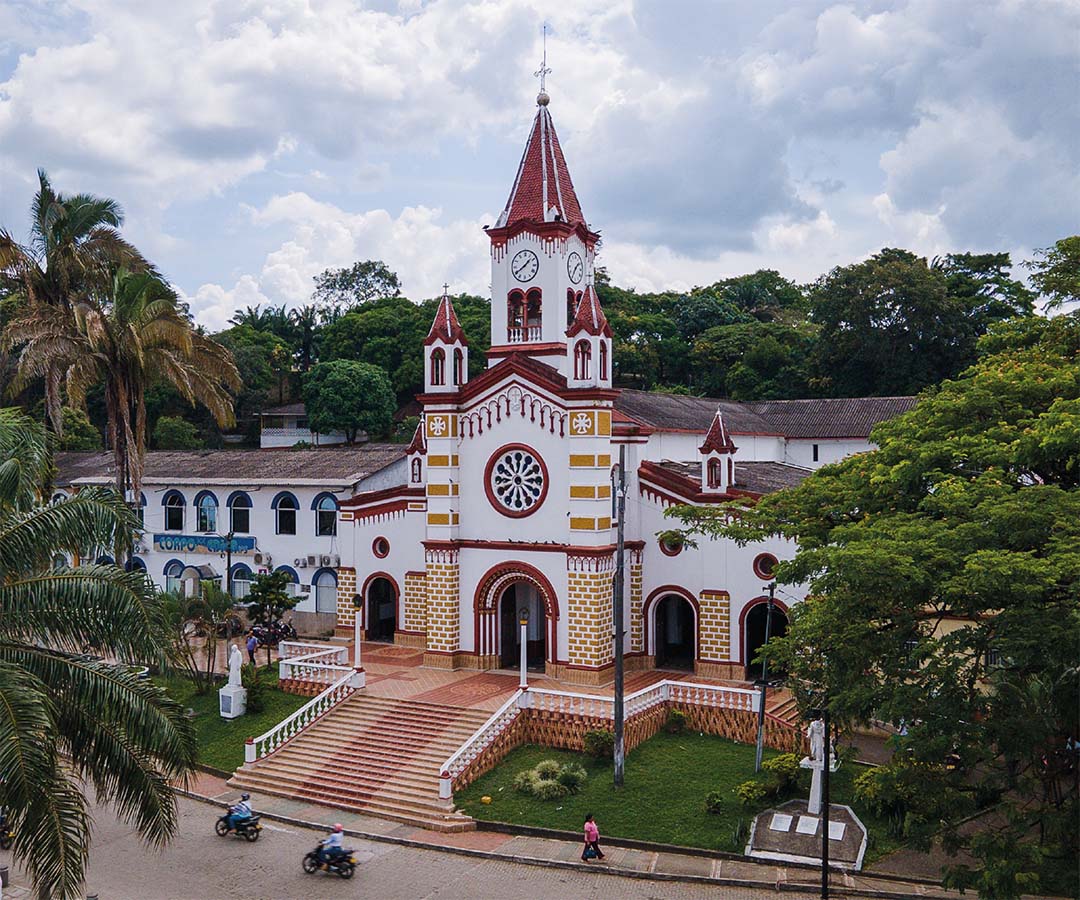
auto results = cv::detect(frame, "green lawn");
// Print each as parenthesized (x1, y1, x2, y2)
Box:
(158, 666, 309, 773)
(456, 732, 903, 861)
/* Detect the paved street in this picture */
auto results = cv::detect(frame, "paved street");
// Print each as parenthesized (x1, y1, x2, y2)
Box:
(3, 796, 775, 900)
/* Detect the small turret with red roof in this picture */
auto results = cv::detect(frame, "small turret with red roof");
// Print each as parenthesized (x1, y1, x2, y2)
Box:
(700, 409, 737, 493)
(423, 285, 468, 393)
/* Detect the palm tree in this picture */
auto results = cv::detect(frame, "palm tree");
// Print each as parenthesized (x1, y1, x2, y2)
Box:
(5, 268, 240, 497)
(291, 303, 320, 371)
(229, 304, 272, 331)
(0, 408, 197, 899)
(0, 170, 149, 428)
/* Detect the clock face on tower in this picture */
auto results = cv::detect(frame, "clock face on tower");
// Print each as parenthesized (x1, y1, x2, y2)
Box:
(511, 249, 539, 283)
(567, 251, 584, 284)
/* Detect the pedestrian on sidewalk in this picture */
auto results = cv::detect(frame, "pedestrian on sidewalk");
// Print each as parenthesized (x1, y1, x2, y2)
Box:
(246, 631, 258, 666)
(581, 813, 604, 862)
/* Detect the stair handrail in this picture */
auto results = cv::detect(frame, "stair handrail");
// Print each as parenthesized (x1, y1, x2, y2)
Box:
(245, 669, 356, 764)
(278, 641, 348, 663)
(438, 688, 524, 800)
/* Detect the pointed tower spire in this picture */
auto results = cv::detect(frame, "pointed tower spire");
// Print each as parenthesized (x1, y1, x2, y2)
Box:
(700, 409, 737, 455)
(425, 284, 468, 346)
(566, 283, 611, 337)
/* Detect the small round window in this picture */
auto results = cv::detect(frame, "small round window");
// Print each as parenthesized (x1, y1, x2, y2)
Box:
(659, 534, 684, 556)
(753, 553, 778, 579)
(373, 537, 390, 559)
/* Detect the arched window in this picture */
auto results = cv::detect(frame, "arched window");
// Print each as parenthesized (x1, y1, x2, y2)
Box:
(164, 560, 184, 595)
(274, 565, 300, 598)
(411, 458, 423, 483)
(231, 563, 253, 600)
(313, 492, 338, 536)
(430, 348, 446, 386)
(126, 557, 147, 573)
(227, 491, 252, 533)
(313, 567, 338, 613)
(452, 348, 464, 386)
(163, 490, 186, 532)
(567, 289, 577, 325)
(272, 491, 298, 535)
(728, 458, 734, 485)
(599, 341, 608, 381)
(525, 288, 542, 339)
(707, 458, 722, 488)
(507, 290, 524, 328)
(194, 491, 218, 533)
(134, 491, 147, 528)
(574, 340, 592, 380)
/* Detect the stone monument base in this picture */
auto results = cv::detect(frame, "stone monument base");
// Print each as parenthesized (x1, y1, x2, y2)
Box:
(219, 684, 247, 719)
(745, 798, 868, 870)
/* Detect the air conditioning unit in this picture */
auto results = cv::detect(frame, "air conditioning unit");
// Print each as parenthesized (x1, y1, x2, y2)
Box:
(319, 554, 332, 567)
(306, 554, 317, 566)
(330, 554, 340, 568)
(295, 557, 308, 568)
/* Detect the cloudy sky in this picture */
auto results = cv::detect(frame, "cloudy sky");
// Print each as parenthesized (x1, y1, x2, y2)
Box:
(1, 0, 1076, 330)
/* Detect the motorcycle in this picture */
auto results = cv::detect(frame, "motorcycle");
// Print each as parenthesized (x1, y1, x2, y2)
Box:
(302, 845, 356, 879)
(214, 812, 262, 842)
(0, 825, 13, 850)
(252, 620, 297, 648)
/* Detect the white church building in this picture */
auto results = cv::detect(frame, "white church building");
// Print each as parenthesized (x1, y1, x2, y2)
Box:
(332, 92, 917, 685)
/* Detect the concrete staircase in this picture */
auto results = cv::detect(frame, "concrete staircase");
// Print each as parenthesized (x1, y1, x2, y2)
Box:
(765, 691, 800, 727)
(229, 695, 489, 832)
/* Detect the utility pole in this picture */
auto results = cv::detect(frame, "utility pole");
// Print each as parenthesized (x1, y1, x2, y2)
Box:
(754, 581, 776, 772)
(821, 703, 831, 898)
(613, 444, 627, 788)
(224, 532, 235, 598)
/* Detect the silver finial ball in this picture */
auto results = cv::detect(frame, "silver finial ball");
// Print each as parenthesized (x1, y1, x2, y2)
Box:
(537, 91, 550, 106)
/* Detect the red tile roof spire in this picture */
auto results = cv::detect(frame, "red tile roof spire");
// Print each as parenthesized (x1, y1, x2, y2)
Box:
(496, 97, 585, 229)
(566, 284, 612, 337)
(425, 284, 467, 345)
(405, 420, 427, 456)
(699, 408, 737, 455)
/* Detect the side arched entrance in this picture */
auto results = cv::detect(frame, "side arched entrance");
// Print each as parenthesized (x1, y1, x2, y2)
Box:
(741, 599, 789, 681)
(363, 574, 398, 643)
(645, 587, 699, 672)
(474, 563, 559, 674)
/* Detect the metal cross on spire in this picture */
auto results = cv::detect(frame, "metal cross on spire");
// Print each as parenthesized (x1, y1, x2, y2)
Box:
(534, 22, 551, 94)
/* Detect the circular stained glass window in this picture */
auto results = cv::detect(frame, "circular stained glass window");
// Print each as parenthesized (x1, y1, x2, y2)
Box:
(486, 445, 547, 517)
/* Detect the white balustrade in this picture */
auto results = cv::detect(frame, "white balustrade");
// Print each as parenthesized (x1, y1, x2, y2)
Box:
(278, 641, 347, 662)
(245, 671, 356, 763)
(438, 689, 525, 800)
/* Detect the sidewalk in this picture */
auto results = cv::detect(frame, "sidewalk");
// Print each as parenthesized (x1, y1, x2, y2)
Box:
(182, 772, 962, 899)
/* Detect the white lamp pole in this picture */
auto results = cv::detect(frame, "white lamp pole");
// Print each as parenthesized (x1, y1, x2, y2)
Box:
(519, 607, 530, 690)
(353, 594, 363, 670)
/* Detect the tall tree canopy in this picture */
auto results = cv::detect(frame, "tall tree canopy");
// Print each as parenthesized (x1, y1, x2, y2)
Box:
(667, 313, 1080, 899)
(0, 409, 197, 898)
(1025, 236, 1080, 311)
(302, 359, 395, 443)
(312, 259, 402, 320)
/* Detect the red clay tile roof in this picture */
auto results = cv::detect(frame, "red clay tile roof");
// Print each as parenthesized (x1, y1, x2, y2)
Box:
(699, 410, 736, 454)
(566, 285, 612, 337)
(655, 459, 812, 495)
(405, 422, 426, 456)
(496, 103, 585, 229)
(425, 292, 468, 345)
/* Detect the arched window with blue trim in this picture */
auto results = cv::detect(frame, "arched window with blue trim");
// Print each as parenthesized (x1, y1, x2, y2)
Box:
(164, 559, 184, 594)
(313, 492, 338, 537)
(126, 557, 146, 573)
(230, 562, 253, 600)
(95, 555, 114, 565)
(313, 567, 338, 613)
(194, 490, 218, 533)
(135, 491, 147, 528)
(162, 490, 186, 532)
(227, 491, 252, 534)
(272, 491, 298, 535)
(274, 565, 300, 599)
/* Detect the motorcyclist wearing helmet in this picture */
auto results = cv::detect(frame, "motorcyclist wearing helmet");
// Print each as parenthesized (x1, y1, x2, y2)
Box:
(224, 793, 253, 831)
(317, 823, 346, 865)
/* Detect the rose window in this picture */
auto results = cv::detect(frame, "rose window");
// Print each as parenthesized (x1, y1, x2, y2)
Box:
(487, 446, 546, 516)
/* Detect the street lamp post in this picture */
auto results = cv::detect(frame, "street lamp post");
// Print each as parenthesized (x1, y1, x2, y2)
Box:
(352, 594, 363, 671)
(754, 581, 776, 772)
(519, 607, 530, 690)
(613, 444, 627, 788)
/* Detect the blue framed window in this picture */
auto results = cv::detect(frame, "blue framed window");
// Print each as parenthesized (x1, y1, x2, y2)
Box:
(227, 491, 252, 534)
(272, 492, 299, 535)
(164, 559, 184, 594)
(230, 562, 253, 600)
(162, 490, 186, 532)
(195, 491, 218, 533)
(313, 567, 338, 613)
(313, 492, 338, 537)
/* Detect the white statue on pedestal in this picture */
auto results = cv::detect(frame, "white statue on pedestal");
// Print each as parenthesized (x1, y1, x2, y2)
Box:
(800, 717, 828, 815)
(808, 718, 825, 763)
(228, 643, 243, 686)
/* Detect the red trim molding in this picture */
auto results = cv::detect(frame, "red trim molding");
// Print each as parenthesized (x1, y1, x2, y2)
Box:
(421, 538, 645, 556)
(752, 552, 778, 580)
(483, 443, 550, 519)
(473, 561, 561, 664)
(360, 571, 400, 633)
(372, 536, 390, 559)
(642, 585, 700, 660)
(340, 485, 424, 510)
(737, 595, 790, 665)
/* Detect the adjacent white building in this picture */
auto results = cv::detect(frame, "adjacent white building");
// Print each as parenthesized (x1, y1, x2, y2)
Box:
(258, 403, 347, 448)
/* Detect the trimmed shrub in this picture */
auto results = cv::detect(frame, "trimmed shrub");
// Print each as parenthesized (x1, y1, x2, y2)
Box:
(761, 753, 801, 795)
(513, 770, 539, 794)
(534, 780, 569, 801)
(535, 759, 561, 780)
(664, 709, 688, 734)
(734, 779, 769, 807)
(556, 764, 587, 794)
(704, 790, 726, 815)
(584, 730, 615, 759)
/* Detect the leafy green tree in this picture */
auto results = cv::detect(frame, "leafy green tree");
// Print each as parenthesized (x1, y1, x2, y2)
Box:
(152, 415, 204, 450)
(690, 321, 813, 399)
(1025, 236, 1080, 311)
(667, 313, 1080, 899)
(302, 359, 395, 443)
(672, 291, 751, 340)
(291, 303, 321, 371)
(162, 582, 235, 693)
(313, 260, 401, 320)
(718, 269, 806, 322)
(213, 324, 290, 438)
(933, 252, 1035, 328)
(0, 408, 197, 898)
(246, 570, 300, 665)
(58, 406, 102, 450)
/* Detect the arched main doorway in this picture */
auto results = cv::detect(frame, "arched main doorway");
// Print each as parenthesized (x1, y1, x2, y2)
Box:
(654, 594, 696, 670)
(366, 576, 397, 642)
(498, 583, 546, 670)
(743, 601, 788, 681)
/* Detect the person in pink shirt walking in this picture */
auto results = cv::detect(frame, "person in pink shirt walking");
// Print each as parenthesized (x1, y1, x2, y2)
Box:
(581, 813, 605, 861)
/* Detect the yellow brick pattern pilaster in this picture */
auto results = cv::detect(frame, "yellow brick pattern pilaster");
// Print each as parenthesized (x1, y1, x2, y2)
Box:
(699, 589, 731, 661)
(335, 567, 357, 627)
(565, 555, 614, 668)
(630, 555, 644, 652)
(424, 547, 459, 655)
(403, 571, 428, 635)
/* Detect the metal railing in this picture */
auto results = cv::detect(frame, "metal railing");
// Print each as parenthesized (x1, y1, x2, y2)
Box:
(245, 669, 356, 763)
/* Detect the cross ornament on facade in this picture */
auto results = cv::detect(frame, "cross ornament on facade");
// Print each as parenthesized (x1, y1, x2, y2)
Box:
(534, 23, 551, 93)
